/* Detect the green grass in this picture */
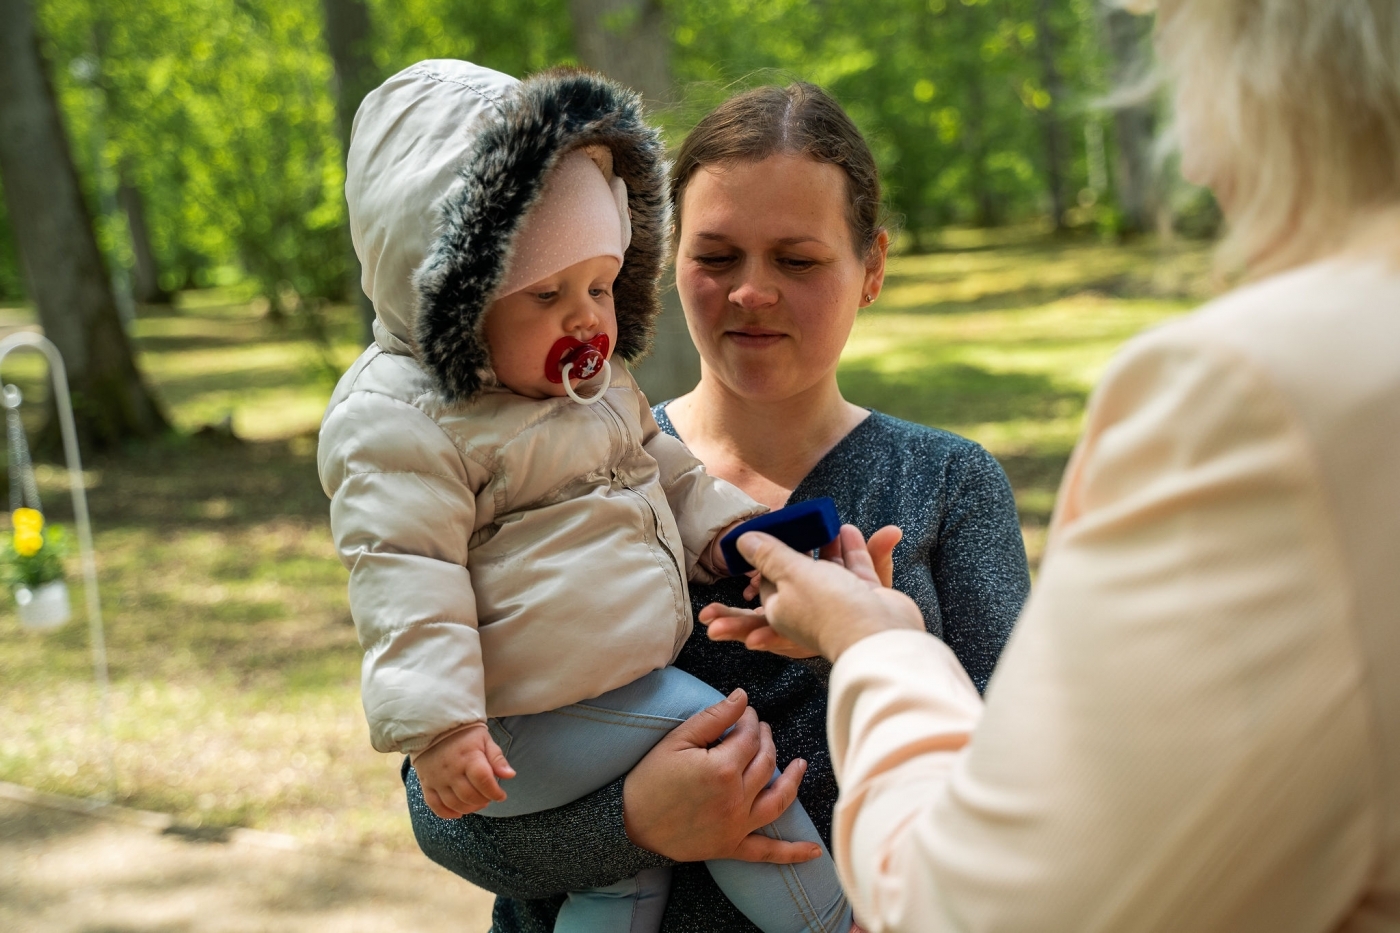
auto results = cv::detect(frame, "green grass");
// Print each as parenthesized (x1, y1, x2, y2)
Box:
(0, 230, 1214, 853)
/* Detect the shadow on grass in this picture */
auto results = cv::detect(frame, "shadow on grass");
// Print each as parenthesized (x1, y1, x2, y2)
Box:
(145, 363, 338, 412)
(841, 359, 1085, 428)
(3, 435, 355, 688)
(54, 435, 329, 529)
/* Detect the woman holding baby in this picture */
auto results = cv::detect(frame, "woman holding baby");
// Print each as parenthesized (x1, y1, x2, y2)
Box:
(398, 78, 1031, 931)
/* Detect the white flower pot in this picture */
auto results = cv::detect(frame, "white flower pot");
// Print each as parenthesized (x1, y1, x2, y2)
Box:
(16, 580, 71, 631)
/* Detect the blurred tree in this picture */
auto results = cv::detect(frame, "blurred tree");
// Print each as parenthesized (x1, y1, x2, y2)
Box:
(0, 188, 25, 303)
(0, 0, 169, 449)
(116, 165, 172, 305)
(568, 0, 670, 103)
(1102, 6, 1157, 235)
(321, 0, 380, 341)
(1033, 0, 1070, 231)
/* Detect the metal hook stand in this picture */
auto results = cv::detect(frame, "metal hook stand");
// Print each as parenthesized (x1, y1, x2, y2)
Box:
(0, 332, 115, 802)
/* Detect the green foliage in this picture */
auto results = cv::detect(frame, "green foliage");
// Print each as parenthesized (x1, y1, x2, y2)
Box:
(13, 0, 1182, 320)
(37, 0, 350, 307)
(1, 524, 71, 589)
(368, 0, 572, 78)
(668, 0, 1114, 242)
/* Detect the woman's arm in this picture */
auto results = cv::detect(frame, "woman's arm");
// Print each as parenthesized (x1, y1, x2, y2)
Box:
(799, 335, 1375, 932)
(408, 769, 670, 900)
(929, 444, 1031, 692)
(406, 685, 819, 900)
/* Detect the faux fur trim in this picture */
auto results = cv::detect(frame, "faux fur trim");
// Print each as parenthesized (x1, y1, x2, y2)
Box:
(412, 68, 668, 403)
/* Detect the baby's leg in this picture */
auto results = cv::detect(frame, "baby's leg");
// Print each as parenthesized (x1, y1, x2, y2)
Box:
(476, 667, 851, 933)
(706, 795, 853, 933)
(476, 666, 725, 818)
(554, 866, 670, 933)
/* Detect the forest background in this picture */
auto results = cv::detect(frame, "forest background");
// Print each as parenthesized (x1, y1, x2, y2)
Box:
(0, 0, 1207, 334)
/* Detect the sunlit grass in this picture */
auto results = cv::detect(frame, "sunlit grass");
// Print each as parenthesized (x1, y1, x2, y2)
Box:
(840, 230, 1213, 563)
(0, 231, 1215, 853)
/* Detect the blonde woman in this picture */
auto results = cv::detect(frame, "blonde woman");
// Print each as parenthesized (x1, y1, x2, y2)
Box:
(714, 1, 1400, 930)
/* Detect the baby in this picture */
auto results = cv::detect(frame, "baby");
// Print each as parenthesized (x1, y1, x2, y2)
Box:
(319, 60, 853, 933)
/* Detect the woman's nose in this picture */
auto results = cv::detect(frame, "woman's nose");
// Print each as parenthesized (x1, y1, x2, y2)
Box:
(727, 263, 779, 309)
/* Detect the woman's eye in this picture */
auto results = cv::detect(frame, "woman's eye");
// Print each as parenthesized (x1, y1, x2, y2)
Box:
(692, 254, 735, 268)
(779, 257, 817, 271)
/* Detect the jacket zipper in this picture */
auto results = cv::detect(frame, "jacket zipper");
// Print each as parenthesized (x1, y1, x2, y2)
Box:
(596, 401, 685, 581)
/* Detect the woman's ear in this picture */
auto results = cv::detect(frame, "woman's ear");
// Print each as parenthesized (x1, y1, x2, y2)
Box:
(861, 229, 890, 307)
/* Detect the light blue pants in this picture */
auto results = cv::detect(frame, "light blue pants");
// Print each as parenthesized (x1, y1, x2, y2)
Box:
(478, 666, 852, 933)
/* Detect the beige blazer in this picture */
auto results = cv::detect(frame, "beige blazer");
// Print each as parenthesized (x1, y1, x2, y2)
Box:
(827, 257, 1400, 932)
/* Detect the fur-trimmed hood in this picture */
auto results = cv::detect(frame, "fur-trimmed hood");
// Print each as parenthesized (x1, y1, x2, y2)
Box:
(345, 60, 667, 403)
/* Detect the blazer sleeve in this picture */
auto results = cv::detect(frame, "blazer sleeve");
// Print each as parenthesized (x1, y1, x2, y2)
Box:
(632, 382, 767, 582)
(319, 388, 488, 754)
(826, 332, 1376, 932)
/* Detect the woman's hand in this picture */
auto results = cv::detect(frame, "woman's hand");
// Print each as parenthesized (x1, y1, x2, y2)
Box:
(622, 688, 822, 865)
(833, 523, 902, 588)
(740, 524, 925, 662)
(713, 524, 905, 656)
(700, 603, 821, 658)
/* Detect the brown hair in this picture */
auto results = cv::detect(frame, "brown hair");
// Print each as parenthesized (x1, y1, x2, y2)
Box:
(670, 83, 885, 258)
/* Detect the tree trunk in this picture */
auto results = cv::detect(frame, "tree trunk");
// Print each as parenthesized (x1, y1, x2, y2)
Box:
(1103, 8, 1157, 235)
(1034, 0, 1070, 232)
(117, 167, 172, 305)
(569, 0, 697, 400)
(0, 0, 169, 451)
(320, 0, 378, 343)
(567, 0, 671, 105)
(631, 271, 701, 404)
(964, 64, 998, 228)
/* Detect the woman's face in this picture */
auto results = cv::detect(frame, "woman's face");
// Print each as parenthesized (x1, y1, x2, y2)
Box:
(676, 154, 886, 404)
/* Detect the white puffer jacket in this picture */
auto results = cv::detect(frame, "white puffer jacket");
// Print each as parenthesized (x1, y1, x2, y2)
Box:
(318, 61, 763, 755)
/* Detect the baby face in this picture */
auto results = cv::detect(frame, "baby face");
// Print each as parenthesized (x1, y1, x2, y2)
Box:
(483, 254, 621, 399)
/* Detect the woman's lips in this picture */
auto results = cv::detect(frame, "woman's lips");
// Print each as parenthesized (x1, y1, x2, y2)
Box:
(726, 329, 785, 348)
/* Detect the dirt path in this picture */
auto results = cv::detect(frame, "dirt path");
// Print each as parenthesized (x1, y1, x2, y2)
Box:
(0, 782, 495, 932)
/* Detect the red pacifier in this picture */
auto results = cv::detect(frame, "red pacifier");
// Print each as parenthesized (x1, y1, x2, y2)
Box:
(545, 333, 612, 405)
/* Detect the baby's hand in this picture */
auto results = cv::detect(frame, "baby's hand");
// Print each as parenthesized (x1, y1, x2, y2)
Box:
(415, 723, 515, 820)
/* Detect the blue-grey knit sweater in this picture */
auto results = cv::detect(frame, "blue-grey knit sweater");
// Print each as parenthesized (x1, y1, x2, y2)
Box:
(404, 407, 1031, 932)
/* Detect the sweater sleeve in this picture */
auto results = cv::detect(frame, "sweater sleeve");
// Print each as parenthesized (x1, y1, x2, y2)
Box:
(319, 387, 488, 754)
(826, 334, 1375, 932)
(406, 768, 674, 903)
(929, 445, 1030, 692)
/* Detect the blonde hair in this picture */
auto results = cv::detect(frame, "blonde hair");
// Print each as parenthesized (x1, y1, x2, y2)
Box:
(1145, 0, 1400, 277)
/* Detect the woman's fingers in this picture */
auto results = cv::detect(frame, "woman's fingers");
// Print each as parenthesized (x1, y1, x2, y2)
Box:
(623, 691, 806, 863)
(739, 719, 779, 798)
(669, 687, 750, 749)
(743, 626, 821, 658)
(702, 605, 769, 643)
(732, 828, 823, 864)
(866, 524, 903, 588)
(836, 524, 884, 589)
(744, 758, 822, 862)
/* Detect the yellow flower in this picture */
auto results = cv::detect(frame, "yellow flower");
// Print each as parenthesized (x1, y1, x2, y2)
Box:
(14, 529, 43, 557)
(12, 508, 43, 535)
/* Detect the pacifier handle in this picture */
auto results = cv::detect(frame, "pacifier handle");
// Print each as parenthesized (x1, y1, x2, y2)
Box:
(562, 358, 611, 405)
